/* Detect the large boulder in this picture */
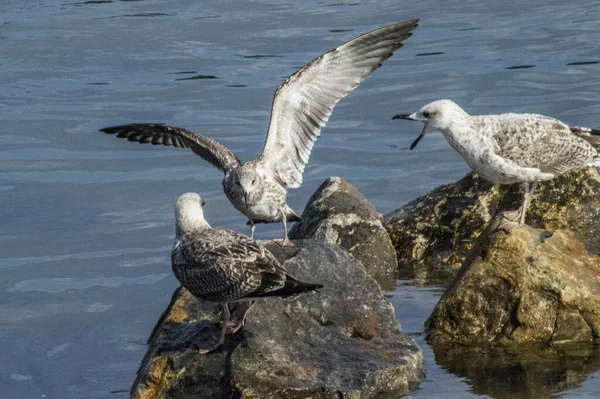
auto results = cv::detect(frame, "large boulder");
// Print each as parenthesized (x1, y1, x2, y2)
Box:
(290, 177, 398, 288)
(426, 220, 600, 346)
(384, 167, 600, 282)
(131, 241, 424, 399)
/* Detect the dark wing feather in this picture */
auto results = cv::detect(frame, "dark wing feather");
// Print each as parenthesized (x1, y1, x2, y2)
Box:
(258, 20, 419, 188)
(100, 123, 241, 173)
(172, 229, 295, 302)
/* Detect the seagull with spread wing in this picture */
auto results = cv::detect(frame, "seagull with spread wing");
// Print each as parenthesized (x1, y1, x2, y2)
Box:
(172, 192, 323, 353)
(100, 20, 419, 246)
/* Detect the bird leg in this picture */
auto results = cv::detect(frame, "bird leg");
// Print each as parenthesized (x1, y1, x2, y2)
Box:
(198, 303, 229, 354)
(272, 211, 295, 247)
(519, 181, 533, 225)
(497, 180, 538, 232)
(224, 301, 253, 334)
(249, 220, 256, 239)
(497, 210, 520, 233)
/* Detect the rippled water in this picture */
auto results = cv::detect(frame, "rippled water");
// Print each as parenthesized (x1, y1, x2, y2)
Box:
(2, 0, 600, 397)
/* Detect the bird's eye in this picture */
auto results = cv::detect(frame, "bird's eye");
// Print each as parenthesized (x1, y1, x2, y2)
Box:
(422, 111, 431, 118)
(251, 179, 256, 184)
(201, 199, 206, 207)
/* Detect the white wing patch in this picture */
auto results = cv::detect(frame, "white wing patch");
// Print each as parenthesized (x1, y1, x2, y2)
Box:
(257, 20, 419, 188)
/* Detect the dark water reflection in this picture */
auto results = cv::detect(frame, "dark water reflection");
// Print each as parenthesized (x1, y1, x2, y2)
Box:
(2, 0, 600, 397)
(389, 283, 600, 399)
(432, 343, 600, 399)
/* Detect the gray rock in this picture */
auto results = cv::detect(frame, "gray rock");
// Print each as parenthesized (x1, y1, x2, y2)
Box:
(131, 240, 424, 399)
(384, 167, 600, 284)
(290, 177, 398, 288)
(426, 221, 600, 346)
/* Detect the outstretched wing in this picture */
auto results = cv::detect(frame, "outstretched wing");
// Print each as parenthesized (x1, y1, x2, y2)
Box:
(491, 114, 596, 175)
(257, 20, 419, 188)
(100, 123, 241, 173)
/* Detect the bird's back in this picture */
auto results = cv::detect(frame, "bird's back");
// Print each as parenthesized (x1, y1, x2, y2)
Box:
(171, 228, 320, 303)
(475, 113, 597, 175)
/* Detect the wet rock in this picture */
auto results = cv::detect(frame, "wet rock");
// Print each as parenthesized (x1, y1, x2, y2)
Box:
(131, 240, 424, 399)
(290, 177, 397, 288)
(384, 167, 600, 282)
(426, 221, 600, 345)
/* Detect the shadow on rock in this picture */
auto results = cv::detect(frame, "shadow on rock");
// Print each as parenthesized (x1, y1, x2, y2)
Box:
(432, 342, 600, 399)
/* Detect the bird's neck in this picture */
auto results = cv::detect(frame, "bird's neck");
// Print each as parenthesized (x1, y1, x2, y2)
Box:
(175, 212, 211, 237)
(440, 115, 480, 154)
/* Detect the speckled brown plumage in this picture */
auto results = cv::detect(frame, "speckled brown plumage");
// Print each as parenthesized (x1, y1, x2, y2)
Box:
(171, 192, 323, 353)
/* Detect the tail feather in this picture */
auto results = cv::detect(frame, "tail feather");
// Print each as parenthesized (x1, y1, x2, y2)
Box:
(570, 125, 600, 135)
(286, 206, 302, 223)
(570, 125, 600, 152)
(245, 209, 302, 225)
(287, 212, 302, 223)
(253, 276, 323, 300)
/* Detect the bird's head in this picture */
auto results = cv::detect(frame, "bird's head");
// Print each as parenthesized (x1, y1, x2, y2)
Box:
(393, 99, 468, 149)
(175, 192, 209, 235)
(231, 165, 263, 209)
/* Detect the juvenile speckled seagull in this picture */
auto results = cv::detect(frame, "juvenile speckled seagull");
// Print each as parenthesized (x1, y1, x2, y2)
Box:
(393, 100, 600, 227)
(100, 19, 419, 246)
(172, 192, 322, 353)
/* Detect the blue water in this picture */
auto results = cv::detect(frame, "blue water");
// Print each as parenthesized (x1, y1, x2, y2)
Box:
(2, 0, 600, 397)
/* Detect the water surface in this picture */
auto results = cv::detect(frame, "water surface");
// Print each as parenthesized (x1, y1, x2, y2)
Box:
(2, 0, 600, 397)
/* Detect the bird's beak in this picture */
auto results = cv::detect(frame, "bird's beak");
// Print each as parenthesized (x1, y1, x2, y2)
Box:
(392, 112, 419, 121)
(392, 112, 427, 150)
(409, 124, 427, 150)
(243, 192, 250, 209)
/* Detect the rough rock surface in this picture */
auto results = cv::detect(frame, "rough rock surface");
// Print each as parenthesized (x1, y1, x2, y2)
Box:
(426, 220, 600, 345)
(384, 167, 600, 281)
(290, 177, 397, 288)
(131, 241, 424, 399)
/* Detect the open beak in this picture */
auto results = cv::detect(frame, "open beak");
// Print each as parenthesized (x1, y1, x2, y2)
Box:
(243, 192, 250, 209)
(410, 125, 427, 150)
(392, 113, 418, 121)
(392, 112, 427, 150)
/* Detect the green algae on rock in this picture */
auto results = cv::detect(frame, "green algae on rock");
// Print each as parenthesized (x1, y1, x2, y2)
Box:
(384, 167, 600, 282)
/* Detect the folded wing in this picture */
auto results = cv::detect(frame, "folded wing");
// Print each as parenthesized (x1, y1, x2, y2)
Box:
(492, 114, 597, 175)
(172, 229, 296, 302)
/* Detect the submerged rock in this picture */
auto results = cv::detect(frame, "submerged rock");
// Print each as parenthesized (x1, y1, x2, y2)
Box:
(131, 241, 424, 399)
(426, 221, 600, 345)
(384, 167, 600, 282)
(290, 177, 398, 288)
